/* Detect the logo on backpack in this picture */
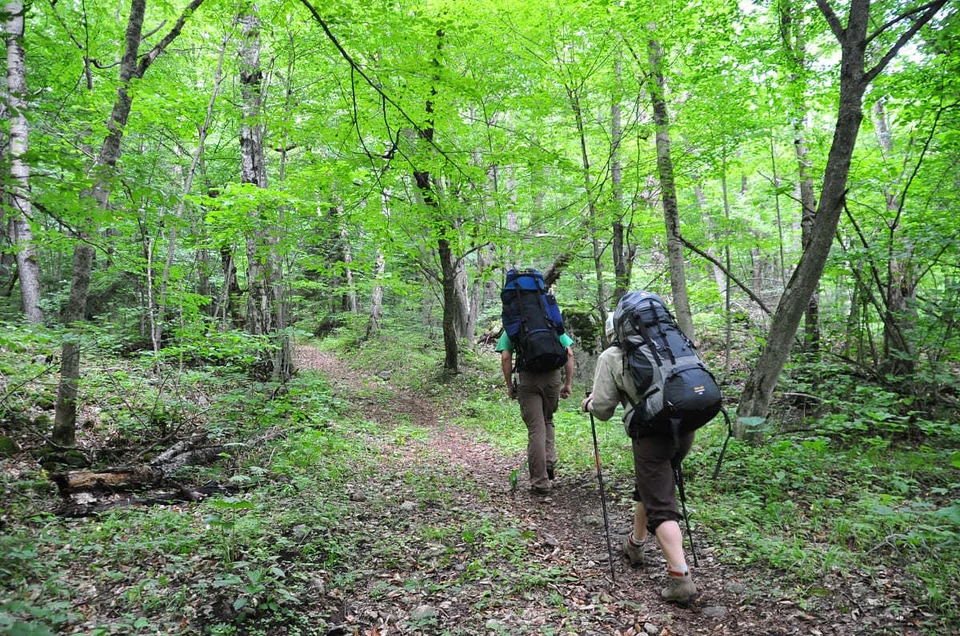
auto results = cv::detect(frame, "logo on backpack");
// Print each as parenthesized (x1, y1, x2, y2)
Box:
(501, 269, 568, 373)
(612, 291, 722, 440)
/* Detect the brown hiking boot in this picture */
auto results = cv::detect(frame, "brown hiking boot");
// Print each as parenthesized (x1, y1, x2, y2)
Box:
(622, 535, 651, 568)
(661, 570, 698, 605)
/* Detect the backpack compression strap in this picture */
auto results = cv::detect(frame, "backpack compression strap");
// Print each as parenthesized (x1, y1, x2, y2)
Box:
(648, 298, 677, 365)
(511, 284, 525, 372)
(629, 309, 662, 366)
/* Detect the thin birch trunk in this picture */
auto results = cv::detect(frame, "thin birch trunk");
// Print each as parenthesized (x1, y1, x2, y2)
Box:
(4, 0, 42, 324)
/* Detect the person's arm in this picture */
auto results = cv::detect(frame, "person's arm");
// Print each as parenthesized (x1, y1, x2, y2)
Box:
(500, 350, 515, 398)
(560, 346, 573, 399)
(581, 351, 620, 421)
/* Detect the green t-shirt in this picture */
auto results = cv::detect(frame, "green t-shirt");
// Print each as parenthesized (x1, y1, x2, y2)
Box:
(496, 331, 573, 353)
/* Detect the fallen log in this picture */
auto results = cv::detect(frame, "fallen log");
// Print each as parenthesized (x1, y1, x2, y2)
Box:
(50, 444, 226, 495)
(49, 426, 285, 503)
(57, 481, 241, 518)
(50, 465, 164, 494)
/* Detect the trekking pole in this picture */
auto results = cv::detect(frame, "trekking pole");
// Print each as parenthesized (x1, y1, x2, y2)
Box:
(711, 406, 734, 480)
(587, 391, 617, 583)
(673, 460, 699, 567)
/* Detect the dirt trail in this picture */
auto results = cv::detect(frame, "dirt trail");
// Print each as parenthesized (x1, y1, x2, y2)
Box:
(294, 346, 916, 635)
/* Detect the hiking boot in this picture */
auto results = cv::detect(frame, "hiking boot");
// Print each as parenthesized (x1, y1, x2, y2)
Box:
(661, 571, 698, 605)
(529, 485, 552, 497)
(622, 535, 652, 568)
(546, 462, 556, 480)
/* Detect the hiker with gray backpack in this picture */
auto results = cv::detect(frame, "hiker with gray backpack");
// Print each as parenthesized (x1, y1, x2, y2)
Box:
(582, 291, 722, 605)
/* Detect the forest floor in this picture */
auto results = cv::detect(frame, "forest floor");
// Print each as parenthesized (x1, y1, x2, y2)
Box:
(294, 346, 930, 636)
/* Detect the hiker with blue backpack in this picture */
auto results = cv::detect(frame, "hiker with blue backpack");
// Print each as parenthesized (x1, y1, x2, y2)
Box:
(582, 291, 722, 605)
(497, 269, 575, 496)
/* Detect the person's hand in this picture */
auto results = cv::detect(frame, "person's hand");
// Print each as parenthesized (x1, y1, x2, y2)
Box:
(507, 383, 516, 400)
(560, 384, 572, 399)
(581, 396, 592, 412)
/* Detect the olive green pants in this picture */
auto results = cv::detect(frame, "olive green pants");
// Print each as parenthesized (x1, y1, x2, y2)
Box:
(518, 369, 562, 490)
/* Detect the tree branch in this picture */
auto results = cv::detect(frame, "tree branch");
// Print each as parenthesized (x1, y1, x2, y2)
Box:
(679, 236, 772, 315)
(136, 0, 206, 77)
(815, 0, 845, 41)
(842, 202, 888, 306)
(297, 0, 469, 181)
(864, 0, 948, 84)
(865, 0, 945, 46)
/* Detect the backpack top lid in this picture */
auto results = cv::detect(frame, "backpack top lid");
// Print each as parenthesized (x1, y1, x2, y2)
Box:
(503, 268, 546, 293)
(613, 290, 667, 343)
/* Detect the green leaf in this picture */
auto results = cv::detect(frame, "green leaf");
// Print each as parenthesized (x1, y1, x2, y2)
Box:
(233, 597, 249, 611)
(738, 417, 766, 430)
(209, 497, 255, 510)
(933, 504, 960, 526)
(213, 575, 244, 587)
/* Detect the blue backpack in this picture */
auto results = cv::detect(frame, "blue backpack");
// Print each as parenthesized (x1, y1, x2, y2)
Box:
(501, 269, 568, 373)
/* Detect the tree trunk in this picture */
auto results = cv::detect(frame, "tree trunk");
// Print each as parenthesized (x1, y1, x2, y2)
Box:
(239, 6, 268, 333)
(238, 4, 291, 381)
(412, 29, 461, 372)
(52, 0, 206, 447)
(736, 0, 947, 423)
(873, 98, 916, 375)
(780, 0, 821, 352)
(219, 245, 244, 328)
(341, 225, 358, 313)
(566, 83, 607, 324)
(54, 0, 147, 447)
(611, 60, 633, 305)
(437, 237, 461, 371)
(647, 35, 694, 341)
(4, 0, 42, 324)
(369, 250, 386, 336)
(368, 191, 390, 336)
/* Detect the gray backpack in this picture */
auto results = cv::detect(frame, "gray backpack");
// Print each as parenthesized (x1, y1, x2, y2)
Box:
(613, 291, 722, 441)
